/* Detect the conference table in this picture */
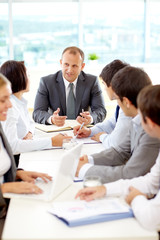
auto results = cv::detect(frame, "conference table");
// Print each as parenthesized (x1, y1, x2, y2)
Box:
(2, 128, 159, 240)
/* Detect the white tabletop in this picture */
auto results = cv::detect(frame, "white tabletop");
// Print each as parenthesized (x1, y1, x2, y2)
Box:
(2, 182, 158, 240)
(2, 129, 159, 240)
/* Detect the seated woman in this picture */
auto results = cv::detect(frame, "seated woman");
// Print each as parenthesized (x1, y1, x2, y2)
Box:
(0, 60, 71, 166)
(0, 73, 52, 237)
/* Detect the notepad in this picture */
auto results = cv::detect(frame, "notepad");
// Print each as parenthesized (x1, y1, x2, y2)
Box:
(35, 120, 79, 132)
(48, 198, 134, 227)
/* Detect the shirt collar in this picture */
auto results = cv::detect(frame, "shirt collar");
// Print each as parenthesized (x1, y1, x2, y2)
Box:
(132, 114, 141, 130)
(63, 77, 78, 89)
(11, 94, 27, 105)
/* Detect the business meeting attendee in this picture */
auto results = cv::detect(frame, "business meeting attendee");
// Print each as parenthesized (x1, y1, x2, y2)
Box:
(33, 46, 106, 126)
(75, 66, 160, 183)
(0, 61, 72, 166)
(0, 73, 52, 237)
(73, 59, 132, 149)
(76, 85, 160, 233)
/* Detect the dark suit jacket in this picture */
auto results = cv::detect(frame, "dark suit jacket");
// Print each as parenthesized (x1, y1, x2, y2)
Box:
(0, 123, 16, 218)
(33, 70, 106, 124)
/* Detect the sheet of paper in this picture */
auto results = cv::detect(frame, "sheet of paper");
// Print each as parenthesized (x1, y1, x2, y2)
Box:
(49, 198, 130, 221)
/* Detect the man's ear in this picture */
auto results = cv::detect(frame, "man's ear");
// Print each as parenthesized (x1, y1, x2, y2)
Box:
(81, 62, 85, 70)
(145, 116, 156, 129)
(123, 97, 132, 109)
(60, 59, 62, 65)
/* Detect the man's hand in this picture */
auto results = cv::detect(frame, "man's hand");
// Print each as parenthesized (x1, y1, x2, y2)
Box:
(75, 185, 106, 201)
(51, 134, 72, 147)
(16, 170, 52, 183)
(125, 186, 147, 205)
(76, 111, 92, 125)
(51, 108, 67, 126)
(75, 155, 89, 177)
(91, 132, 106, 142)
(73, 125, 91, 138)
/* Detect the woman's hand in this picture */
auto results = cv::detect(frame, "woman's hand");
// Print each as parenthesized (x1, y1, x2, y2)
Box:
(23, 132, 33, 140)
(16, 170, 52, 183)
(1, 182, 43, 194)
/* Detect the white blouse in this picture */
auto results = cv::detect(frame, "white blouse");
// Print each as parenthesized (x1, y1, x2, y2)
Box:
(0, 137, 11, 184)
(105, 151, 160, 231)
(2, 95, 52, 155)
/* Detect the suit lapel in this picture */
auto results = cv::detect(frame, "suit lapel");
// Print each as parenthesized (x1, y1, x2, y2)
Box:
(56, 71, 66, 115)
(75, 73, 85, 116)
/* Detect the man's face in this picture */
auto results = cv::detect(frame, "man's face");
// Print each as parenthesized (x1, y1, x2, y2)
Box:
(60, 51, 85, 83)
(102, 81, 114, 100)
(139, 110, 159, 138)
(116, 96, 134, 117)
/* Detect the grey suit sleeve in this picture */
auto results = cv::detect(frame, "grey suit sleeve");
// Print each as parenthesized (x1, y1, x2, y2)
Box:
(86, 133, 160, 184)
(33, 78, 52, 124)
(90, 77, 106, 124)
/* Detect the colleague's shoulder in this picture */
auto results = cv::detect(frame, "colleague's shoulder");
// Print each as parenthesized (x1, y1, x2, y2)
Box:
(40, 70, 62, 82)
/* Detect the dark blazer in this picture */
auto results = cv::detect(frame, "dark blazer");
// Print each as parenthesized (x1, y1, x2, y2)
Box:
(33, 70, 106, 124)
(0, 123, 16, 218)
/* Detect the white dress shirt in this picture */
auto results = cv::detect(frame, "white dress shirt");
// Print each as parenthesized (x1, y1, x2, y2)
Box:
(105, 151, 160, 231)
(47, 77, 77, 124)
(90, 108, 132, 149)
(2, 95, 52, 155)
(0, 137, 11, 184)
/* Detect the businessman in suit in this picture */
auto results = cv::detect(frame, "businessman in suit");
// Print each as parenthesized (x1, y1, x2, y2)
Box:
(33, 46, 106, 126)
(75, 66, 160, 183)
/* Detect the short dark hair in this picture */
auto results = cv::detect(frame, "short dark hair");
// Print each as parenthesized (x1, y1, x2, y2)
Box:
(62, 46, 85, 62)
(0, 60, 28, 93)
(99, 59, 129, 87)
(137, 85, 160, 125)
(111, 66, 152, 108)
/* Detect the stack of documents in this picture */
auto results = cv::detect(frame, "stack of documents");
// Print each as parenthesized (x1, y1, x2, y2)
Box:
(48, 198, 134, 227)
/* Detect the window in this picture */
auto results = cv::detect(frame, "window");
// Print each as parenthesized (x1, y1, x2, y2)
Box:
(12, 2, 79, 67)
(0, 0, 160, 67)
(82, 0, 144, 63)
(0, 2, 9, 64)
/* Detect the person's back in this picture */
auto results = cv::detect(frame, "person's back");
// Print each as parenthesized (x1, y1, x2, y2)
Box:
(75, 66, 160, 183)
(73, 59, 132, 149)
(76, 85, 160, 232)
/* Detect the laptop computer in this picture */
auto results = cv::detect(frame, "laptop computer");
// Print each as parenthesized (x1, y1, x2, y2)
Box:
(3, 143, 82, 202)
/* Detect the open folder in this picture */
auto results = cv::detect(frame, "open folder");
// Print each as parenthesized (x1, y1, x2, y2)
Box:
(48, 198, 134, 227)
(35, 120, 79, 132)
(35, 120, 93, 133)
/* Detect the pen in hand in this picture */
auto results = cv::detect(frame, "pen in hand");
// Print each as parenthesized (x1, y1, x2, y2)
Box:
(75, 122, 85, 138)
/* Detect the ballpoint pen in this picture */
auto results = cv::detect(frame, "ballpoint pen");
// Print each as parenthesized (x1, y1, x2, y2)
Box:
(75, 122, 85, 138)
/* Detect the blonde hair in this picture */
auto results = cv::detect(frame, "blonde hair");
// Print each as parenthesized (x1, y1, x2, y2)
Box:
(0, 73, 10, 88)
